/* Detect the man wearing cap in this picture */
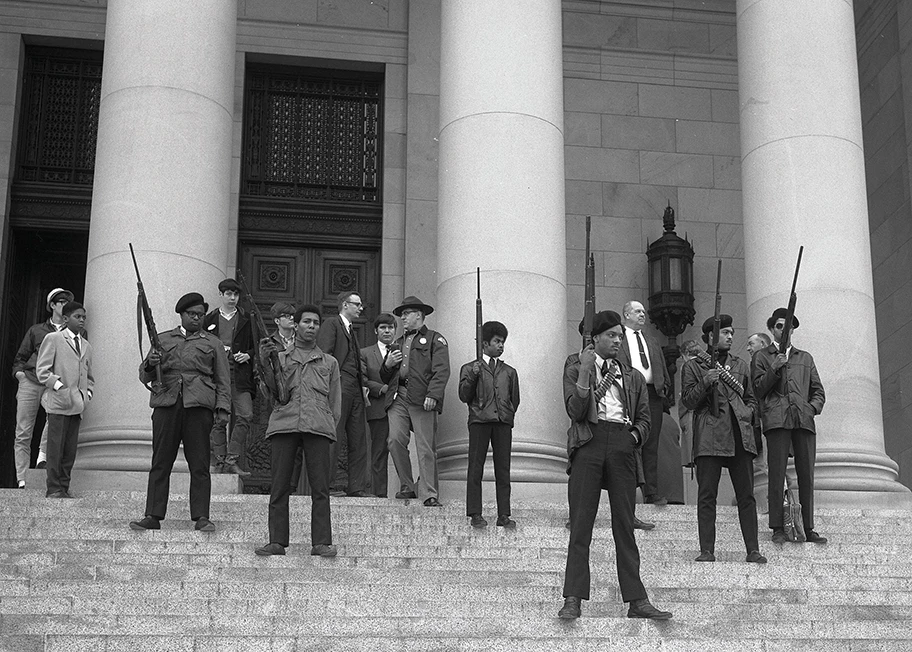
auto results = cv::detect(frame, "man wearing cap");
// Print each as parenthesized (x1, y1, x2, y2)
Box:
(11, 288, 78, 487)
(617, 300, 673, 506)
(753, 308, 827, 545)
(129, 292, 231, 533)
(316, 291, 371, 497)
(681, 315, 766, 564)
(202, 278, 255, 476)
(270, 302, 297, 352)
(360, 312, 398, 497)
(559, 310, 672, 621)
(381, 296, 450, 507)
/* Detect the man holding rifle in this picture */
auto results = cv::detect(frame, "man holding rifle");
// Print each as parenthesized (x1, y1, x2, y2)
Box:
(753, 307, 827, 544)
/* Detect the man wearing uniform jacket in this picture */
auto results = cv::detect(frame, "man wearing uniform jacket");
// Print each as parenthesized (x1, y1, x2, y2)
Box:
(380, 296, 450, 507)
(360, 312, 398, 497)
(130, 292, 231, 533)
(681, 315, 766, 564)
(559, 310, 671, 621)
(752, 307, 827, 545)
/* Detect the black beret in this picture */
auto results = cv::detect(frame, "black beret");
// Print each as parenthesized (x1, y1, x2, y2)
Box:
(591, 310, 622, 337)
(175, 292, 208, 314)
(701, 314, 733, 333)
(770, 307, 799, 329)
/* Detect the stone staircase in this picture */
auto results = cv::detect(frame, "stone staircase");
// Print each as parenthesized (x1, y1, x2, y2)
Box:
(2, 489, 912, 651)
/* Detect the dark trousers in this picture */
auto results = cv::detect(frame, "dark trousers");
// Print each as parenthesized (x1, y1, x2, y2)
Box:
(465, 422, 512, 517)
(640, 385, 664, 498)
(368, 416, 390, 497)
(144, 397, 213, 521)
(45, 414, 80, 496)
(564, 421, 647, 603)
(695, 429, 759, 553)
(268, 431, 332, 547)
(766, 428, 816, 531)
(328, 389, 368, 493)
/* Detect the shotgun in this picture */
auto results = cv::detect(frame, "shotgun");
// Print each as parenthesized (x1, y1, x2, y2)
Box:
(708, 259, 723, 417)
(129, 243, 163, 393)
(237, 270, 290, 405)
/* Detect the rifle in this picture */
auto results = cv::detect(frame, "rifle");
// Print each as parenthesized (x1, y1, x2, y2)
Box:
(129, 243, 163, 393)
(475, 267, 483, 360)
(236, 270, 290, 405)
(778, 246, 804, 394)
(583, 216, 596, 347)
(708, 259, 723, 417)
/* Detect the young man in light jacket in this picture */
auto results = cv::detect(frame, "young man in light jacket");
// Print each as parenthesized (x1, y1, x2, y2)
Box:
(35, 301, 93, 498)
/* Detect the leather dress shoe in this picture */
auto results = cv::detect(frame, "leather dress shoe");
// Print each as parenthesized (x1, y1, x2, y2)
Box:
(395, 490, 417, 499)
(194, 517, 216, 532)
(771, 529, 788, 544)
(311, 544, 338, 557)
(695, 550, 715, 562)
(255, 542, 286, 556)
(46, 491, 73, 499)
(129, 516, 161, 530)
(496, 515, 516, 529)
(746, 550, 768, 564)
(221, 462, 251, 477)
(470, 514, 487, 528)
(346, 490, 375, 498)
(423, 497, 443, 507)
(644, 495, 668, 506)
(558, 596, 581, 620)
(805, 531, 828, 544)
(633, 516, 656, 530)
(627, 598, 672, 620)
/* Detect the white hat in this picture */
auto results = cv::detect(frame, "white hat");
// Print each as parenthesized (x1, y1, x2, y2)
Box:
(46, 288, 73, 311)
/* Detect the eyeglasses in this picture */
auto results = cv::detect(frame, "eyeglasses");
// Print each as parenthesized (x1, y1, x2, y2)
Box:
(183, 312, 205, 320)
(278, 313, 294, 320)
(53, 298, 69, 305)
(346, 301, 363, 308)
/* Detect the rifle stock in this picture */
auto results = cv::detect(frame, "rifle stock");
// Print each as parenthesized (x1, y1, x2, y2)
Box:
(709, 259, 723, 417)
(475, 267, 483, 360)
(236, 270, 290, 405)
(583, 216, 595, 346)
(129, 243, 163, 393)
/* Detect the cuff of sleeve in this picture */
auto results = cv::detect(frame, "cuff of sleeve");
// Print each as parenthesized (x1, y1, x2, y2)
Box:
(53, 380, 64, 390)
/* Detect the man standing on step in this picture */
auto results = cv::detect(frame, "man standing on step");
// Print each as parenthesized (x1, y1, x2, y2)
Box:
(681, 315, 766, 564)
(559, 310, 672, 621)
(316, 291, 372, 497)
(11, 288, 75, 488)
(204, 279, 255, 476)
(753, 308, 827, 545)
(130, 293, 230, 533)
(360, 312, 398, 497)
(381, 296, 450, 507)
(255, 304, 341, 557)
(617, 300, 674, 506)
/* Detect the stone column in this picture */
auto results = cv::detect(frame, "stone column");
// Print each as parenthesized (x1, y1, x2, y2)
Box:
(77, 0, 237, 471)
(737, 0, 911, 505)
(435, 0, 568, 489)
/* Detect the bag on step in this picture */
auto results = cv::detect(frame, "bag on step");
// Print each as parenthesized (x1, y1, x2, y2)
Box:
(782, 482, 806, 543)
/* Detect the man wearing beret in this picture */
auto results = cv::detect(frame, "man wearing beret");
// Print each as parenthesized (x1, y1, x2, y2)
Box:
(753, 308, 827, 545)
(381, 296, 450, 507)
(559, 310, 672, 621)
(130, 292, 231, 532)
(11, 288, 77, 486)
(681, 315, 766, 564)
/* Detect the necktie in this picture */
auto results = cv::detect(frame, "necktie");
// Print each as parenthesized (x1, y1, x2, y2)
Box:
(635, 331, 650, 369)
(489, 358, 496, 373)
(74, 335, 81, 356)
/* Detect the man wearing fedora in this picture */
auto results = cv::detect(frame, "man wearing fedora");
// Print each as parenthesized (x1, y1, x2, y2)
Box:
(130, 292, 231, 533)
(381, 296, 450, 507)
(11, 288, 78, 487)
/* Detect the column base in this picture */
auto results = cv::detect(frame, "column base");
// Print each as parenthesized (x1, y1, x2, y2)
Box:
(437, 438, 568, 484)
(75, 425, 156, 472)
(24, 469, 243, 494)
(813, 489, 912, 509)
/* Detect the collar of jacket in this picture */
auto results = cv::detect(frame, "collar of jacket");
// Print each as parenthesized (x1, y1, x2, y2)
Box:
(287, 344, 325, 364)
(404, 325, 428, 338)
(172, 326, 206, 340)
(766, 343, 800, 355)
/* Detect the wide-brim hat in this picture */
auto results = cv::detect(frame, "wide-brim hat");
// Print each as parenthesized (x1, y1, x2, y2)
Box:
(46, 288, 74, 311)
(770, 307, 799, 329)
(393, 295, 434, 317)
(175, 292, 208, 314)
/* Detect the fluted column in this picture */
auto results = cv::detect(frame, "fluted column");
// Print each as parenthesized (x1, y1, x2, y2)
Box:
(738, 0, 911, 505)
(78, 0, 237, 470)
(435, 0, 568, 484)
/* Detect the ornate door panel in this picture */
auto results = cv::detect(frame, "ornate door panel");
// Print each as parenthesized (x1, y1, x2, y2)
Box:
(239, 247, 306, 312)
(313, 248, 379, 346)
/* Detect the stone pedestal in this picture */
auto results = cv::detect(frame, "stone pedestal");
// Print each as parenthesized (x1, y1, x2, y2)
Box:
(737, 0, 911, 505)
(78, 0, 237, 471)
(435, 0, 568, 483)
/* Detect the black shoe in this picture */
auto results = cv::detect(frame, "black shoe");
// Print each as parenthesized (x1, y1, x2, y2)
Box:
(805, 531, 828, 544)
(746, 550, 768, 564)
(627, 598, 672, 620)
(329, 489, 346, 497)
(346, 490, 375, 498)
(194, 517, 216, 532)
(496, 515, 516, 529)
(633, 516, 656, 530)
(558, 596, 581, 620)
(695, 550, 715, 562)
(395, 490, 417, 499)
(311, 544, 338, 557)
(46, 491, 70, 499)
(36, 461, 46, 470)
(644, 495, 668, 506)
(771, 529, 788, 544)
(129, 516, 161, 530)
(470, 514, 487, 528)
(222, 462, 251, 477)
(255, 542, 286, 556)
(423, 497, 443, 507)
(565, 519, 571, 530)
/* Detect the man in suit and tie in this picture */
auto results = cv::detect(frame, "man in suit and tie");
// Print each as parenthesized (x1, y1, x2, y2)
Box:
(316, 291, 372, 497)
(617, 300, 673, 505)
(360, 312, 398, 497)
(35, 301, 94, 498)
